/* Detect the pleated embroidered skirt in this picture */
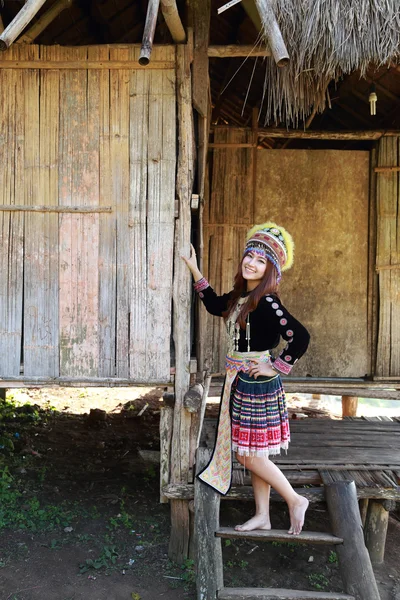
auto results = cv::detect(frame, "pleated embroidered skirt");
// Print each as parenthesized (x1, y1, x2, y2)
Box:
(230, 371, 290, 457)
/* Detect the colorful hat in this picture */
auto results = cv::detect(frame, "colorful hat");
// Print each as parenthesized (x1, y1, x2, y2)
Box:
(244, 222, 294, 280)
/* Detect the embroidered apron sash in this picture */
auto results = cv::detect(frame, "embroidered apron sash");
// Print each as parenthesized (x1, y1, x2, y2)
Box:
(197, 350, 270, 495)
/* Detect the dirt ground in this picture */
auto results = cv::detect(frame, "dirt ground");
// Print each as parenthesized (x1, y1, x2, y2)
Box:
(0, 387, 399, 600)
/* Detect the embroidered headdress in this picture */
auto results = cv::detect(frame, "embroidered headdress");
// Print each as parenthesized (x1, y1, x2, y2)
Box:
(244, 222, 294, 281)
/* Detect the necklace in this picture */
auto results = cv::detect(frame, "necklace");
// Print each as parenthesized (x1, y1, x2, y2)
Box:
(226, 297, 251, 353)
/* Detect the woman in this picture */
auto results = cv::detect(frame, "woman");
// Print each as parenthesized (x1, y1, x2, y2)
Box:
(182, 222, 310, 535)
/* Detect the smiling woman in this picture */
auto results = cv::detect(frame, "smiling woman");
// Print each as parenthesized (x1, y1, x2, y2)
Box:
(182, 222, 310, 535)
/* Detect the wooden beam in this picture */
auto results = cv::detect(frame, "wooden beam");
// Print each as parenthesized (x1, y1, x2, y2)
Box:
(139, 0, 160, 66)
(256, 128, 400, 140)
(341, 395, 358, 418)
(0, 14, 4, 35)
(192, 0, 211, 117)
(0, 0, 48, 51)
(16, 0, 73, 45)
(0, 205, 112, 213)
(160, 0, 186, 43)
(253, 0, 289, 67)
(208, 44, 270, 58)
(0, 60, 175, 70)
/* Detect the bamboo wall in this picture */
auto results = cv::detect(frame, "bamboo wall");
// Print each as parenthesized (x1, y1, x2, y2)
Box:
(202, 128, 371, 377)
(376, 137, 400, 377)
(0, 45, 176, 384)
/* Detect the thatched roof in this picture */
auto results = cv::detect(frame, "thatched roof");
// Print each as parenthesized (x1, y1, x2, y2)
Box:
(251, 0, 400, 126)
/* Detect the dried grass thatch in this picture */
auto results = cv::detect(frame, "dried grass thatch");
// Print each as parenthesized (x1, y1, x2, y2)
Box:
(257, 0, 400, 126)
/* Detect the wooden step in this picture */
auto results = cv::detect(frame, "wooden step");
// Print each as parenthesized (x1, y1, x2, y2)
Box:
(218, 588, 354, 599)
(216, 527, 343, 545)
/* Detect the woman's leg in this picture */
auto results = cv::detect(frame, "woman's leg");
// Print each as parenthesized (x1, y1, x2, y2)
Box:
(235, 452, 308, 535)
(235, 471, 271, 531)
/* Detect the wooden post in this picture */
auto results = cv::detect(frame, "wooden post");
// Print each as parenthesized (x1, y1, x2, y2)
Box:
(192, 0, 211, 117)
(160, 0, 186, 42)
(194, 447, 223, 600)
(160, 403, 174, 503)
(364, 500, 389, 565)
(0, 0, 48, 51)
(16, 0, 73, 45)
(341, 395, 358, 418)
(253, 0, 289, 67)
(168, 42, 196, 563)
(359, 498, 369, 527)
(0, 389, 6, 401)
(325, 481, 381, 600)
(139, 0, 160, 66)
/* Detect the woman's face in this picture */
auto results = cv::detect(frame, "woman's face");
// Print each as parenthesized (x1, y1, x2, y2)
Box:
(242, 251, 267, 288)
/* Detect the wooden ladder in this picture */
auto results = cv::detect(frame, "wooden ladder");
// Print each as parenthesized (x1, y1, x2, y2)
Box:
(194, 448, 381, 600)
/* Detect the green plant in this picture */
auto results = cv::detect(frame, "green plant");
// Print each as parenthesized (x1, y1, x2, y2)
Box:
(180, 558, 195, 585)
(224, 539, 232, 547)
(79, 545, 119, 573)
(328, 550, 338, 564)
(308, 573, 329, 590)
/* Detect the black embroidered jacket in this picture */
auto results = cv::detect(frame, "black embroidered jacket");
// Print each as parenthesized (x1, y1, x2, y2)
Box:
(197, 283, 310, 374)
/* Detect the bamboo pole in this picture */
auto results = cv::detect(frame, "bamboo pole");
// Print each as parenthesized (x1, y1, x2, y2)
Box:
(253, 0, 289, 67)
(160, 0, 185, 43)
(139, 0, 160, 66)
(16, 0, 73, 45)
(0, 0, 48, 51)
(208, 44, 270, 58)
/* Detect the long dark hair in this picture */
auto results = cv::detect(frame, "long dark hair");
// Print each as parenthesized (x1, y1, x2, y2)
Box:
(222, 257, 279, 329)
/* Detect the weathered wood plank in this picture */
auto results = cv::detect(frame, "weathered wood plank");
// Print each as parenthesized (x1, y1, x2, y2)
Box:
(376, 136, 399, 377)
(216, 527, 343, 545)
(129, 46, 149, 381)
(24, 45, 59, 377)
(0, 47, 23, 376)
(218, 589, 354, 600)
(145, 61, 175, 380)
(59, 46, 100, 377)
(163, 483, 400, 502)
(97, 46, 116, 378)
(108, 46, 130, 378)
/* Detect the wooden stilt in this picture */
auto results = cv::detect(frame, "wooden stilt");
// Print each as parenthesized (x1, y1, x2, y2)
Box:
(168, 42, 196, 563)
(194, 447, 223, 600)
(364, 500, 389, 565)
(0, 388, 6, 401)
(160, 404, 174, 503)
(341, 396, 358, 418)
(325, 481, 380, 600)
(312, 394, 321, 400)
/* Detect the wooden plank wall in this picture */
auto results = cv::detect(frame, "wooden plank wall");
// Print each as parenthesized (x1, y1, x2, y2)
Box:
(376, 136, 400, 377)
(203, 128, 371, 377)
(0, 44, 176, 384)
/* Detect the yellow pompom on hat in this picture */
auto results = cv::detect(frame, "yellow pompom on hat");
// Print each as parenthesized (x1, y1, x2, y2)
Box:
(244, 222, 294, 279)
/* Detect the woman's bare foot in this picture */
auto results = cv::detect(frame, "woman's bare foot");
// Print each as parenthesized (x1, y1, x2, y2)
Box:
(235, 514, 271, 532)
(288, 495, 309, 535)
